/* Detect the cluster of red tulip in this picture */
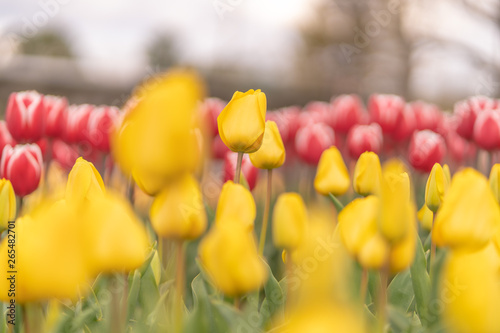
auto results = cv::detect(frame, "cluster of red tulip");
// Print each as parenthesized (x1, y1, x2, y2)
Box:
(0, 91, 119, 197)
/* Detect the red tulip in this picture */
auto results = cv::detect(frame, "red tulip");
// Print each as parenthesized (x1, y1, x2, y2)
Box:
(5, 91, 46, 142)
(454, 96, 498, 140)
(65, 104, 93, 143)
(224, 152, 258, 190)
(392, 104, 416, 141)
(87, 105, 119, 152)
(473, 108, 500, 151)
(300, 102, 330, 126)
(368, 94, 405, 135)
(408, 130, 446, 173)
(410, 100, 442, 132)
(0, 121, 16, 154)
(200, 97, 225, 137)
(0, 144, 43, 196)
(279, 106, 301, 142)
(51, 139, 79, 170)
(347, 123, 383, 159)
(446, 129, 476, 164)
(330, 94, 365, 133)
(295, 122, 336, 165)
(212, 134, 231, 160)
(44, 95, 68, 138)
(266, 111, 290, 143)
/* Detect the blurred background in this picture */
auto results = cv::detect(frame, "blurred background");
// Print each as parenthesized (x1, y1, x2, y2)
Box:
(0, 0, 499, 110)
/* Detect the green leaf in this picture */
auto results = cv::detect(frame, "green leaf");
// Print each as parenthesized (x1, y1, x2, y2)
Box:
(127, 269, 142, 320)
(387, 305, 412, 332)
(260, 261, 285, 325)
(410, 236, 431, 327)
(388, 269, 414, 312)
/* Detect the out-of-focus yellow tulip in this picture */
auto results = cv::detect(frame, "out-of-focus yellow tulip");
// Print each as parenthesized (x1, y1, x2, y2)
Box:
(112, 70, 204, 195)
(417, 204, 433, 231)
(443, 164, 451, 184)
(0, 179, 16, 230)
(249, 120, 285, 169)
(378, 160, 413, 244)
(434, 168, 500, 250)
(273, 302, 365, 333)
(440, 243, 500, 333)
(272, 192, 307, 250)
(198, 223, 267, 296)
(83, 192, 149, 274)
(150, 173, 207, 240)
(314, 146, 350, 196)
(358, 233, 389, 270)
(66, 157, 105, 206)
(353, 152, 382, 196)
(338, 196, 379, 258)
(215, 180, 256, 231)
(489, 163, 500, 204)
(217, 89, 267, 153)
(389, 216, 416, 274)
(425, 163, 449, 213)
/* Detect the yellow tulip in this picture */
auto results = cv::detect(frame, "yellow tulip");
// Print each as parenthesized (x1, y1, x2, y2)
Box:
(112, 70, 204, 195)
(66, 157, 105, 206)
(217, 89, 267, 153)
(417, 204, 433, 231)
(353, 152, 382, 196)
(83, 192, 150, 274)
(249, 120, 285, 169)
(198, 223, 267, 296)
(443, 164, 451, 184)
(425, 163, 448, 213)
(150, 173, 207, 240)
(434, 168, 500, 250)
(0, 179, 16, 230)
(338, 196, 379, 258)
(378, 160, 413, 244)
(314, 146, 350, 196)
(358, 233, 389, 270)
(489, 163, 500, 204)
(215, 180, 256, 231)
(389, 215, 416, 274)
(440, 243, 500, 333)
(272, 192, 307, 249)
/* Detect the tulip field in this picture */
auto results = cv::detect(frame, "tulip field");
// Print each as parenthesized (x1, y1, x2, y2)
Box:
(1, 69, 500, 333)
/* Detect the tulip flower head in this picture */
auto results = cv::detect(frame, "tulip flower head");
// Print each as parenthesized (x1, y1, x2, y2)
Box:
(417, 204, 433, 231)
(314, 146, 350, 196)
(44, 95, 68, 138)
(272, 192, 308, 250)
(6, 91, 46, 142)
(347, 123, 383, 159)
(215, 180, 256, 231)
(0, 179, 16, 230)
(87, 105, 120, 152)
(489, 163, 500, 204)
(249, 120, 286, 169)
(368, 94, 405, 135)
(0, 121, 16, 154)
(330, 94, 365, 134)
(353, 151, 382, 196)
(408, 130, 446, 173)
(0, 144, 43, 197)
(150, 173, 207, 240)
(425, 163, 449, 213)
(66, 157, 105, 206)
(295, 122, 335, 165)
(217, 89, 267, 153)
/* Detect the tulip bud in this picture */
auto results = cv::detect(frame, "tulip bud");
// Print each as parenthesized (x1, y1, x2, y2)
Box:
(489, 164, 500, 204)
(0, 121, 16, 154)
(368, 94, 405, 135)
(272, 193, 308, 250)
(0, 179, 16, 230)
(347, 123, 383, 159)
(266, 110, 291, 143)
(217, 89, 267, 153)
(314, 146, 350, 196)
(338, 196, 379, 259)
(440, 244, 500, 333)
(44, 95, 68, 138)
(408, 130, 446, 173)
(353, 151, 382, 196)
(249, 121, 285, 169)
(295, 122, 335, 165)
(65, 104, 93, 143)
(410, 100, 442, 132)
(199, 223, 268, 296)
(473, 108, 500, 151)
(417, 204, 433, 231)
(66, 157, 105, 206)
(425, 163, 449, 213)
(392, 104, 416, 141)
(434, 168, 500, 250)
(0, 144, 43, 197)
(454, 96, 498, 140)
(330, 94, 365, 133)
(215, 180, 256, 231)
(6, 91, 46, 142)
(87, 105, 119, 152)
(223, 152, 258, 190)
(150, 173, 207, 240)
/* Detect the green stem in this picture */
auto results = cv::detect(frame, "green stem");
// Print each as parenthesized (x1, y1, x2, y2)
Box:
(360, 268, 368, 305)
(175, 241, 185, 333)
(234, 152, 244, 184)
(328, 193, 344, 213)
(377, 255, 390, 333)
(258, 169, 272, 255)
(122, 274, 129, 331)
